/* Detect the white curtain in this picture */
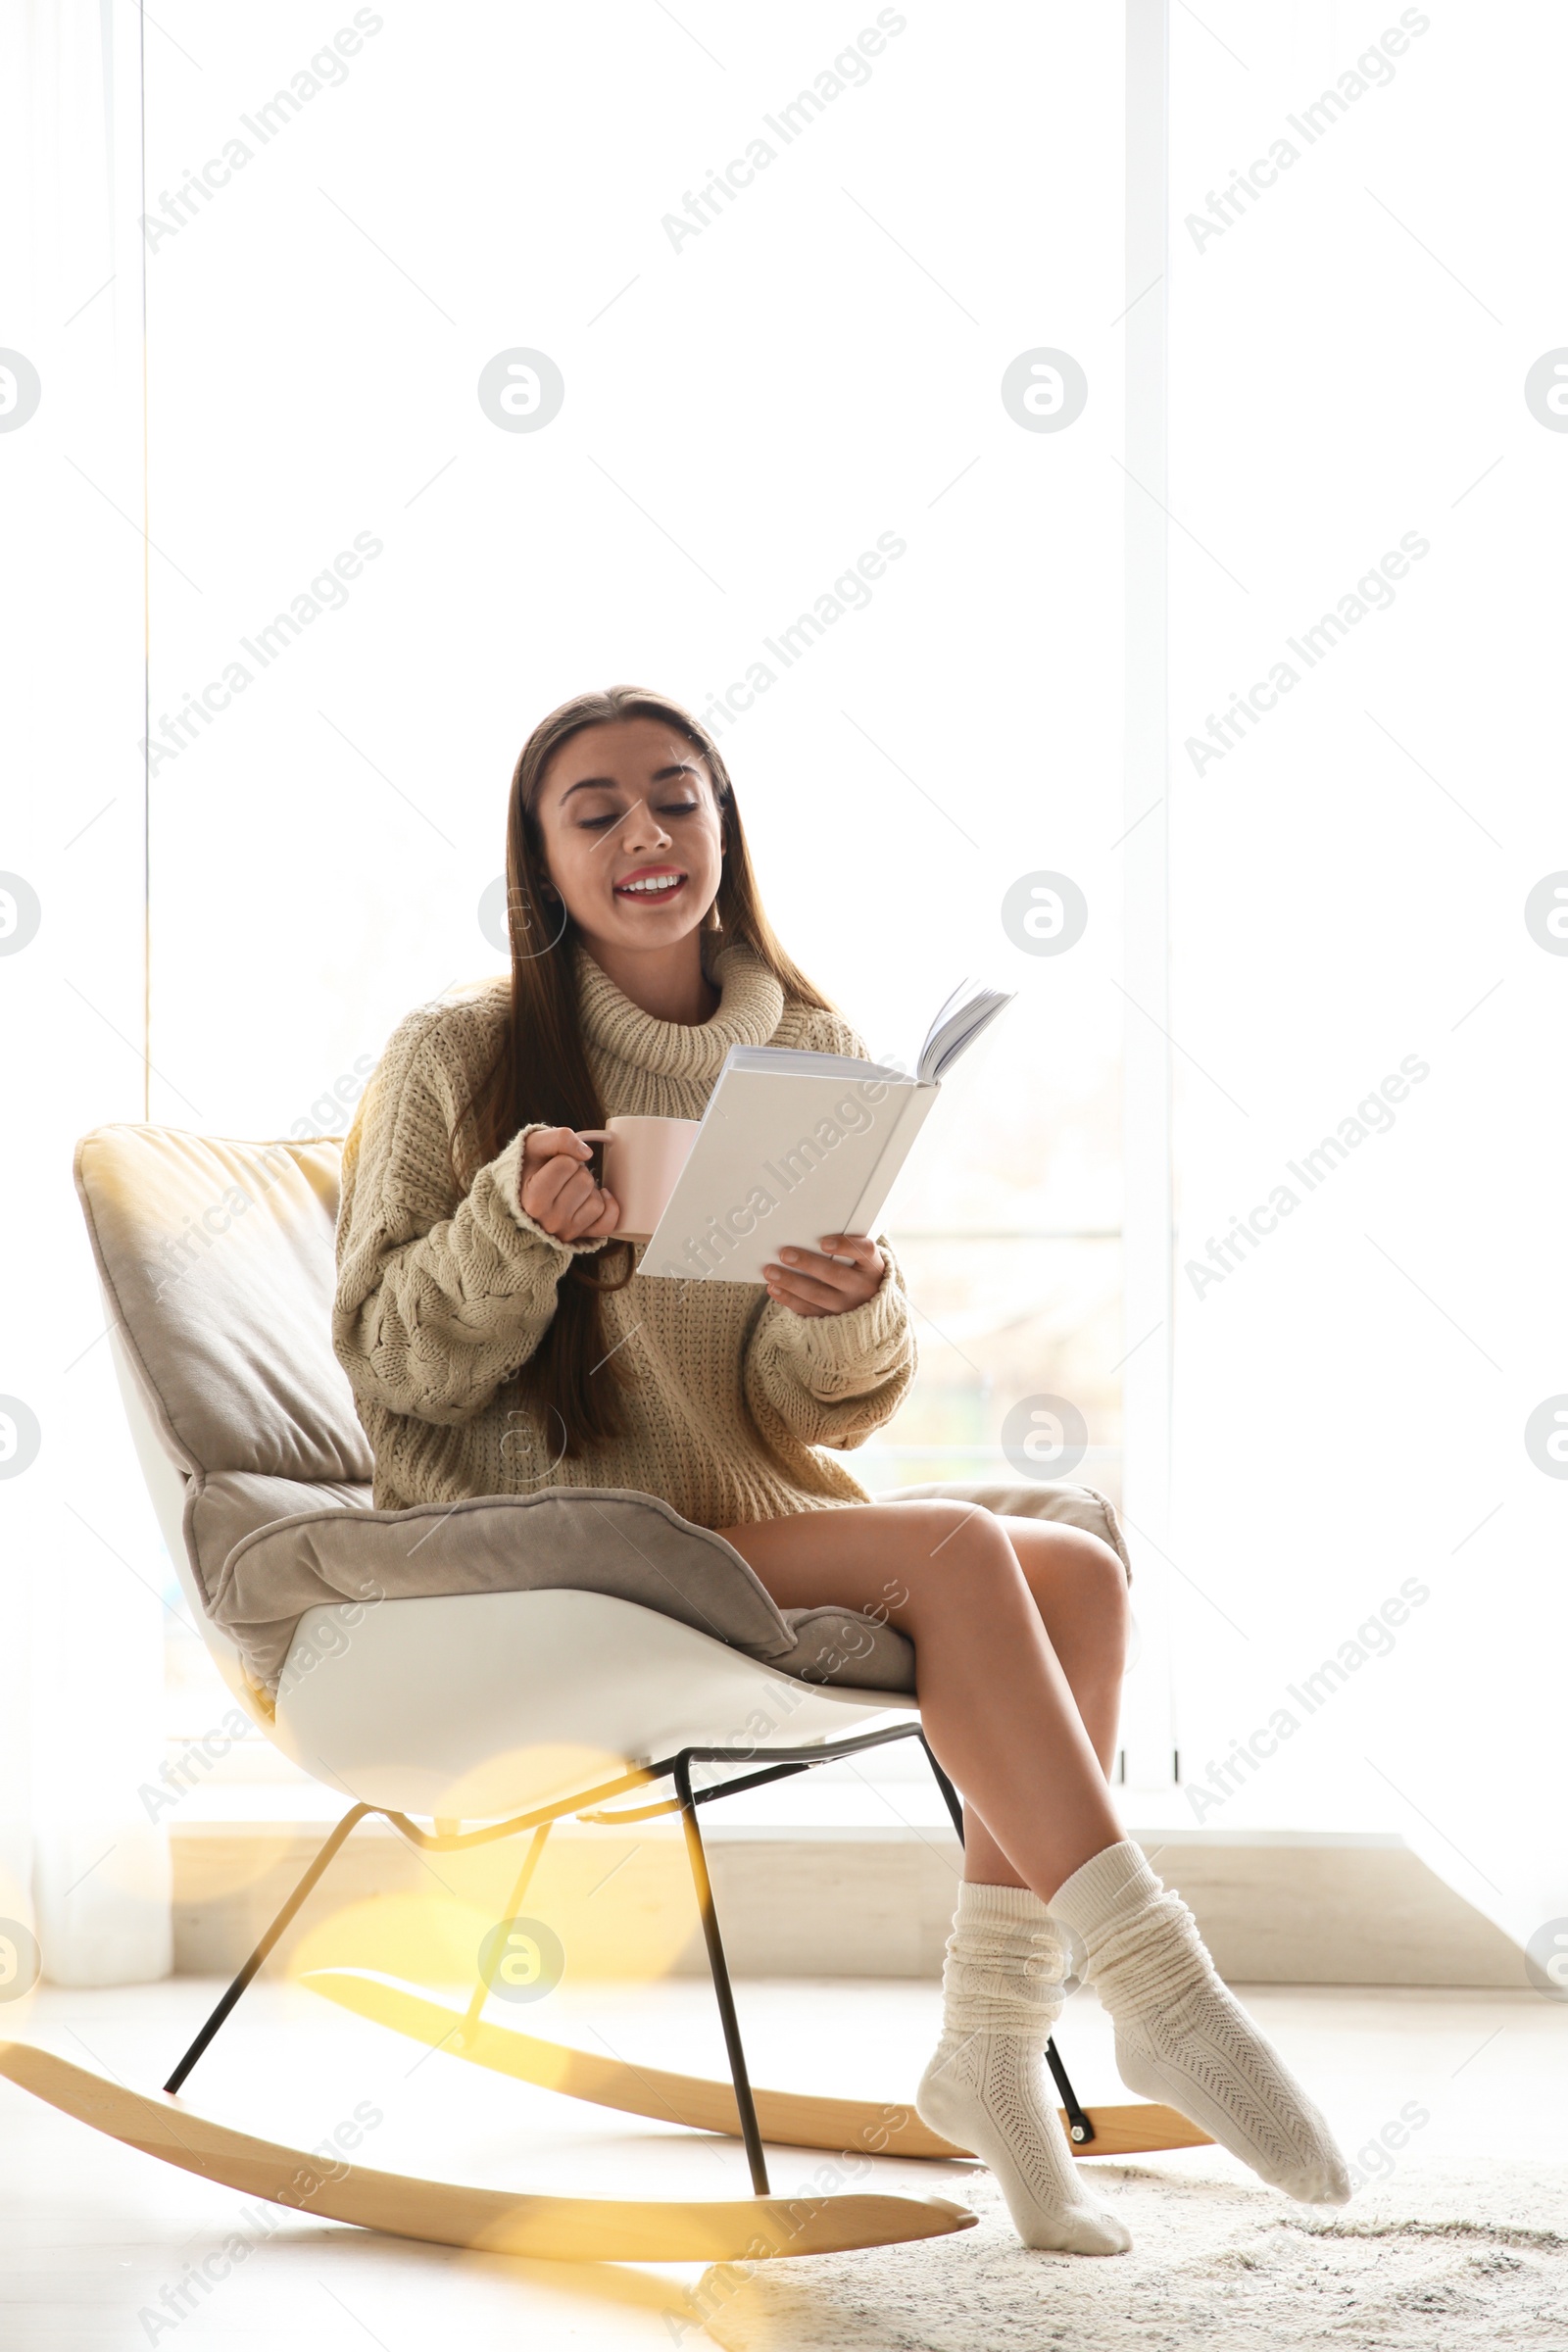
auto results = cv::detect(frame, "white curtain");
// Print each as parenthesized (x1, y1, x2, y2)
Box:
(1, 2, 172, 1985)
(1164, 0, 1567, 1956)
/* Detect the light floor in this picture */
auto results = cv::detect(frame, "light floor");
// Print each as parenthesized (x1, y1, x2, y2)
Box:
(1, 1973, 1563, 2348)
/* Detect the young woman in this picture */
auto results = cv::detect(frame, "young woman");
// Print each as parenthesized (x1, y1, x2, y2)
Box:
(333, 685, 1348, 2254)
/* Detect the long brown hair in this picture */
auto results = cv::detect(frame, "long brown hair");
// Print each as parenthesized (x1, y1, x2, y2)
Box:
(454, 685, 832, 1457)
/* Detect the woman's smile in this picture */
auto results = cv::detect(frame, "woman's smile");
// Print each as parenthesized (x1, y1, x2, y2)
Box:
(612, 864, 688, 904)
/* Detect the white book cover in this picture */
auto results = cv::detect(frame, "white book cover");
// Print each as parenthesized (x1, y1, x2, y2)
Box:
(638, 978, 1012, 1286)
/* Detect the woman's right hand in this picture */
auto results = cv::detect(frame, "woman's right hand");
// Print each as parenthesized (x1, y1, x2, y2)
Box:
(518, 1127, 620, 1243)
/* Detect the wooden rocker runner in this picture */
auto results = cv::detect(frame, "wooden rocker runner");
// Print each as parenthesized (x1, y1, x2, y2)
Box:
(26, 1123, 1206, 2266)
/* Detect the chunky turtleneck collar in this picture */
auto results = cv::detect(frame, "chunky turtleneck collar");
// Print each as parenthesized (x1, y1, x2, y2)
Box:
(574, 938, 787, 1083)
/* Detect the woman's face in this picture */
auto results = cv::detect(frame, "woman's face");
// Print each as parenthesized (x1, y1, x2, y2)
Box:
(533, 716, 725, 957)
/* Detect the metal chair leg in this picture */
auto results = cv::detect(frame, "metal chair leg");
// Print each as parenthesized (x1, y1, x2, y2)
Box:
(917, 1734, 1097, 2146)
(164, 1802, 371, 2093)
(457, 1821, 553, 2043)
(673, 1752, 770, 2196)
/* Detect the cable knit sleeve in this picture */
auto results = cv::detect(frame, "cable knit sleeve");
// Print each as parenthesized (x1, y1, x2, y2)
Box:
(743, 1241, 916, 1452)
(332, 998, 602, 1429)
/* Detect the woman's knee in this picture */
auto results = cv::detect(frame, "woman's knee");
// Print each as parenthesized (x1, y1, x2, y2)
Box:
(886, 1499, 1028, 1610)
(1010, 1521, 1132, 1643)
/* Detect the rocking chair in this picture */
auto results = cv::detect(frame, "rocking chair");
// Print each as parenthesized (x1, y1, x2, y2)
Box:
(0, 1123, 1203, 2267)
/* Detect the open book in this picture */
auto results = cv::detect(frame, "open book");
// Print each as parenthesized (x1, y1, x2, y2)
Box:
(639, 979, 1013, 1285)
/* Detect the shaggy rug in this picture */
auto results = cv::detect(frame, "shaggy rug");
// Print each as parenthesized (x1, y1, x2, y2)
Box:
(692, 2161, 1567, 2350)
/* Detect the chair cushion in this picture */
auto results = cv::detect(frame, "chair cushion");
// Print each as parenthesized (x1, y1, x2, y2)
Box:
(197, 1476, 1113, 1696)
(185, 1471, 373, 1614)
(74, 1125, 372, 1484)
(216, 1486, 813, 1694)
(770, 1606, 916, 1693)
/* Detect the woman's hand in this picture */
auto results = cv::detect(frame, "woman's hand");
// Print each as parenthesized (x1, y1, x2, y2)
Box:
(518, 1127, 620, 1243)
(762, 1235, 884, 1319)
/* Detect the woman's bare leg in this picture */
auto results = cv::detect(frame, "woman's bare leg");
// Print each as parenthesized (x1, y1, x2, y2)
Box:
(718, 1500, 1136, 2255)
(957, 1514, 1127, 1886)
(722, 1499, 1350, 2226)
(716, 1500, 1128, 1901)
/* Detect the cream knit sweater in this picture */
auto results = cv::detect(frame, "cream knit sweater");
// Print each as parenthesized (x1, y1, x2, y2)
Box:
(332, 941, 916, 1526)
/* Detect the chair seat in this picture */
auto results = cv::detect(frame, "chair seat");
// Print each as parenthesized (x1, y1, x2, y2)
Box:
(270, 1587, 916, 1817)
(216, 1486, 919, 1701)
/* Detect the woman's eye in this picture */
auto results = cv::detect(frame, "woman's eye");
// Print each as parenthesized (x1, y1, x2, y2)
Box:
(574, 798, 701, 830)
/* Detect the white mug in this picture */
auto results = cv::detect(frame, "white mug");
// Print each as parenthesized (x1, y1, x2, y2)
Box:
(577, 1116, 700, 1244)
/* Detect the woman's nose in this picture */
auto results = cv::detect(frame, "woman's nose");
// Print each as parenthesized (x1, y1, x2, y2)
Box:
(616, 797, 671, 852)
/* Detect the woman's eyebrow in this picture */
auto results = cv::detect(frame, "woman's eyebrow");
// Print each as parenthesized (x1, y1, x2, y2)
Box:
(559, 761, 700, 802)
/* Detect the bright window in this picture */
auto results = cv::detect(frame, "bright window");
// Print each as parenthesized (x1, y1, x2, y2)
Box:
(144, 7, 1133, 1760)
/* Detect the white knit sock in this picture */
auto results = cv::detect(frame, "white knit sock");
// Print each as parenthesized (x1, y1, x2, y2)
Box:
(914, 1882, 1131, 2254)
(1050, 1840, 1349, 2205)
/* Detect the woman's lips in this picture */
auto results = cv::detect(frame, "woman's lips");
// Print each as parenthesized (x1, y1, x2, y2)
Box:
(613, 868, 688, 904)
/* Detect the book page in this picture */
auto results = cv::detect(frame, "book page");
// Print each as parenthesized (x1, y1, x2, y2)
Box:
(640, 1064, 924, 1284)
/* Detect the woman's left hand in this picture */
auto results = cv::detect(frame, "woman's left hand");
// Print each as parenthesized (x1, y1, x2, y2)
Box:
(762, 1235, 885, 1319)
